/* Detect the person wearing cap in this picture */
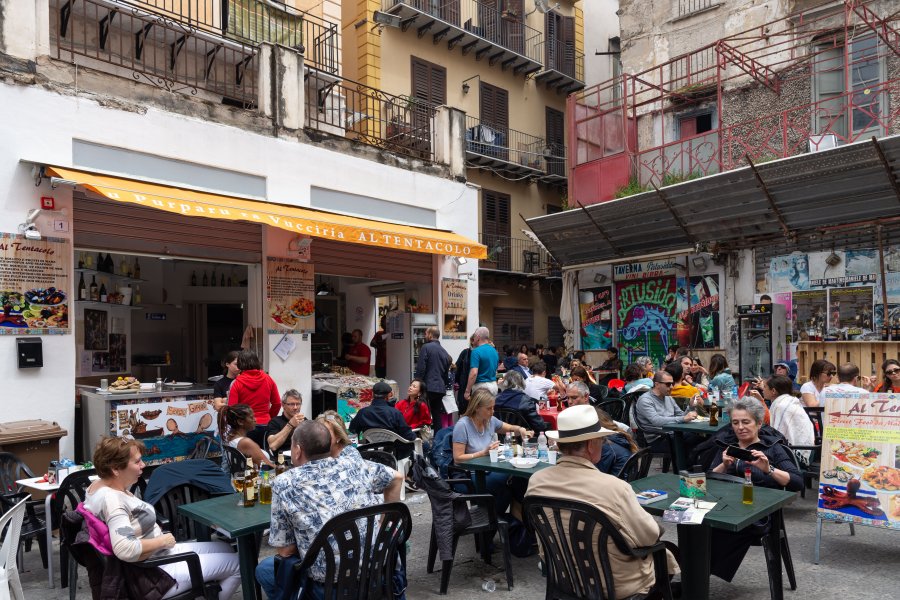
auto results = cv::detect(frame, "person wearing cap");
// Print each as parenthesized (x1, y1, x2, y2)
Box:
(527, 405, 679, 599)
(349, 382, 415, 457)
(771, 360, 800, 393)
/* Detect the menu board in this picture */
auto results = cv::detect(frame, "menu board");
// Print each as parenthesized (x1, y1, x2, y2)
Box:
(0, 233, 70, 335)
(819, 394, 900, 530)
(579, 286, 613, 350)
(441, 278, 467, 340)
(266, 257, 314, 333)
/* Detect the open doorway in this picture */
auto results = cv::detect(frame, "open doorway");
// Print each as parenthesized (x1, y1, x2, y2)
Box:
(206, 304, 245, 379)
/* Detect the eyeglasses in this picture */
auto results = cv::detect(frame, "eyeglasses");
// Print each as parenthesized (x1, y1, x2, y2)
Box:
(283, 402, 301, 408)
(826, 371, 837, 376)
(659, 382, 674, 387)
(886, 369, 900, 376)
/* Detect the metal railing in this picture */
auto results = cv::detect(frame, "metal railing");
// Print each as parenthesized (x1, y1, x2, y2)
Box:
(383, 0, 543, 65)
(307, 72, 436, 161)
(543, 36, 585, 83)
(678, 0, 719, 18)
(52, 0, 259, 104)
(465, 116, 565, 177)
(479, 233, 560, 276)
(128, 0, 340, 73)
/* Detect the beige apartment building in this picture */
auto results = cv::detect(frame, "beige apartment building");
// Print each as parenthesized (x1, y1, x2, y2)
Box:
(342, 0, 587, 350)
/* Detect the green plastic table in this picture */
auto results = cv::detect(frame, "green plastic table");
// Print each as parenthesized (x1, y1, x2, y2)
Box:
(178, 493, 271, 600)
(459, 455, 552, 491)
(662, 416, 731, 470)
(630, 473, 796, 600)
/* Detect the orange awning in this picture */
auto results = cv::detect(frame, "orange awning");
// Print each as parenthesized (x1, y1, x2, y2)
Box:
(46, 165, 486, 259)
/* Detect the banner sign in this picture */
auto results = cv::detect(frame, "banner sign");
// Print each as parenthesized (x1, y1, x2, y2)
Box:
(441, 278, 467, 340)
(613, 257, 678, 281)
(266, 258, 314, 333)
(579, 286, 613, 350)
(676, 274, 720, 348)
(819, 394, 900, 530)
(112, 396, 217, 466)
(0, 233, 70, 335)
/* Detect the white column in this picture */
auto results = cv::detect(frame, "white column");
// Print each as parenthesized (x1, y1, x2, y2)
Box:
(257, 43, 306, 131)
(434, 106, 467, 179)
(0, 0, 50, 60)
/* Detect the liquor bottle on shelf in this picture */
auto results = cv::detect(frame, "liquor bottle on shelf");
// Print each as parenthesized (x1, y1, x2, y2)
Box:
(78, 272, 87, 301)
(119, 258, 128, 276)
(134, 285, 142, 305)
(97, 252, 106, 272)
(89, 276, 99, 301)
(84, 252, 94, 269)
(202, 271, 209, 286)
(78, 252, 85, 269)
(191, 271, 197, 286)
(133, 257, 141, 279)
(105, 253, 115, 273)
(211, 270, 217, 287)
(99, 280, 108, 303)
(220, 273, 226, 287)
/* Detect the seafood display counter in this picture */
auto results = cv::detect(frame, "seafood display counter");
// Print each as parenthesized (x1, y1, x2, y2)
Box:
(80, 386, 218, 465)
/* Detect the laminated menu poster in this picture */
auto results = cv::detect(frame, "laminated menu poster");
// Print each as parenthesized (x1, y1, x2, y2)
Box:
(441, 278, 467, 340)
(819, 394, 900, 530)
(0, 233, 70, 335)
(266, 257, 314, 333)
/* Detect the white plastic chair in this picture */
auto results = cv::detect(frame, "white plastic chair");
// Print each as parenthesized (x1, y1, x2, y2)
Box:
(362, 429, 416, 500)
(0, 497, 27, 600)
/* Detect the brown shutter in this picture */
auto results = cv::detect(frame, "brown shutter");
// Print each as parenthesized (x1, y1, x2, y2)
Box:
(479, 82, 508, 130)
(562, 16, 576, 77)
(411, 57, 446, 105)
(482, 190, 510, 270)
(311, 238, 433, 283)
(545, 11, 558, 68)
(73, 194, 262, 262)
(545, 106, 565, 176)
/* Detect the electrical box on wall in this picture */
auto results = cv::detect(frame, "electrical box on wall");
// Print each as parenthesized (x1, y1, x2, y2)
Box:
(16, 338, 43, 368)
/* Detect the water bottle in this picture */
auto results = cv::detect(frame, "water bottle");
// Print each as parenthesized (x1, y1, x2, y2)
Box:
(504, 432, 514, 460)
(537, 432, 549, 462)
(481, 579, 497, 592)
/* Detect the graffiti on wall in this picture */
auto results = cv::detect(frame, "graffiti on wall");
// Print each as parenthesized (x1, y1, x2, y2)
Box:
(616, 277, 678, 367)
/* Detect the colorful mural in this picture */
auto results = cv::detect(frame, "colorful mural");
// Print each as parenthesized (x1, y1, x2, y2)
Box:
(579, 286, 613, 350)
(676, 274, 720, 349)
(616, 277, 678, 367)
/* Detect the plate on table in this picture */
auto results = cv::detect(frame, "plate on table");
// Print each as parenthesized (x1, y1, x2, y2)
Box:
(693, 416, 710, 422)
(165, 382, 193, 388)
(509, 457, 539, 469)
(108, 388, 139, 394)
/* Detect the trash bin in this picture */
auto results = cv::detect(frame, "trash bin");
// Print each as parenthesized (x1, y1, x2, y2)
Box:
(0, 419, 68, 485)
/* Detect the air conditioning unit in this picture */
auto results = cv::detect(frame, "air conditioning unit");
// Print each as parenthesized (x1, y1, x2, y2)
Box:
(808, 133, 838, 152)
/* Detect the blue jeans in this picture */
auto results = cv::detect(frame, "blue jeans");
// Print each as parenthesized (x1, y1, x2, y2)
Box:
(255, 556, 325, 600)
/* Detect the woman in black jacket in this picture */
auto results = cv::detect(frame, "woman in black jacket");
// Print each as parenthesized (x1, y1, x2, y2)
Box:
(708, 398, 802, 583)
(494, 370, 548, 433)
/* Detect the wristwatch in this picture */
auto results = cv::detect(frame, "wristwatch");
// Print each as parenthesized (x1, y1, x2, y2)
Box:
(768, 464, 776, 474)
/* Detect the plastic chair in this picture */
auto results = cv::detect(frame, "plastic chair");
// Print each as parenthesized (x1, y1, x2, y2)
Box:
(494, 408, 531, 432)
(358, 448, 398, 470)
(0, 453, 47, 571)
(607, 378, 626, 392)
(221, 445, 247, 475)
(59, 509, 220, 600)
(278, 503, 411, 600)
(0, 497, 26, 600)
(152, 483, 217, 542)
(629, 402, 679, 472)
(524, 495, 673, 600)
(53, 469, 96, 593)
(596, 399, 626, 422)
(362, 429, 415, 460)
(615, 447, 653, 483)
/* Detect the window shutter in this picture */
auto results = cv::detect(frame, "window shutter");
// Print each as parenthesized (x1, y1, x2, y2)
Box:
(562, 16, 576, 77)
(545, 11, 558, 68)
(482, 190, 511, 270)
(411, 57, 446, 105)
(545, 107, 565, 176)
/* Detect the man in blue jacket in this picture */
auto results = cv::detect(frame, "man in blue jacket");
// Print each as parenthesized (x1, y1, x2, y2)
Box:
(415, 326, 452, 430)
(349, 382, 416, 457)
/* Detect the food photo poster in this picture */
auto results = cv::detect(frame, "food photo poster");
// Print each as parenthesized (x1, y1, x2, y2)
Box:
(266, 257, 314, 334)
(0, 233, 70, 335)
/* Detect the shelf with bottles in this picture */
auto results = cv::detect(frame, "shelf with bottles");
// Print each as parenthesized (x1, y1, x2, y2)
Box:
(76, 300, 145, 310)
(76, 251, 145, 281)
(74, 268, 145, 284)
(188, 268, 246, 288)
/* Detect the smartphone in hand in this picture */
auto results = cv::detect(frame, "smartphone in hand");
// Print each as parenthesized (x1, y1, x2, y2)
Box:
(725, 445, 756, 461)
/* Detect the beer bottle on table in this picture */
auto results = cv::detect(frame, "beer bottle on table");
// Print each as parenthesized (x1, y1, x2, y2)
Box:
(242, 458, 256, 507)
(259, 471, 272, 505)
(708, 399, 719, 427)
(743, 465, 754, 505)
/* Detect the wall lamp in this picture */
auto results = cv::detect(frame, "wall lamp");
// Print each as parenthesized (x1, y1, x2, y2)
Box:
(593, 273, 607, 284)
(455, 257, 468, 266)
(461, 75, 481, 94)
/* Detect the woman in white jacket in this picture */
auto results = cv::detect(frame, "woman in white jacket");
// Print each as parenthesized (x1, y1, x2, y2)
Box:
(755, 375, 815, 462)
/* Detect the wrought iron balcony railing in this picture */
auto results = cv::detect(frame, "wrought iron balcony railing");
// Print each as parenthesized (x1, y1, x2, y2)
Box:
(537, 35, 584, 92)
(465, 115, 566, 182)
(307, 72, 437, 162)
(383, 0, 543, 75)
(479, 233, 561, 277)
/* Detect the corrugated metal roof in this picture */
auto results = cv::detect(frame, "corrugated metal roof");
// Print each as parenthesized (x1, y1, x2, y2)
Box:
(527, 134, 900, 268)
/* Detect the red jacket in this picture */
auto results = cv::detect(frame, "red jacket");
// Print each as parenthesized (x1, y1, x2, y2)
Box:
(395, 398, 432, 430)
(228, 370, 281, 425)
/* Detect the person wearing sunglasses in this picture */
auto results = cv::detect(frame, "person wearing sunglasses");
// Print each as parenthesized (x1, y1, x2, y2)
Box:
(823, 363, 872, 399)
(633, 371, 698, 455)
(801, 359, 836, 407)
(873, 359, 900, 393)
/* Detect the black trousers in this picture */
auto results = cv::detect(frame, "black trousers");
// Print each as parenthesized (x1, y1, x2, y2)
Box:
(426, 391, 446, 431)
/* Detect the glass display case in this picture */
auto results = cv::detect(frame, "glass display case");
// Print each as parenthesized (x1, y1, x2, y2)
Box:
(736, 304, 787, 383)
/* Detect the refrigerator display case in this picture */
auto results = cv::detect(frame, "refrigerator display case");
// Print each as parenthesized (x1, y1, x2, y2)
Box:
(736, 304, 787, 383)
(385, 312, 437, 395)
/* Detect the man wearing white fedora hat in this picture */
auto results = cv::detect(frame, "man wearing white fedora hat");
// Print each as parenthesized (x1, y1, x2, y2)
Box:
(527, 405, 679, 599)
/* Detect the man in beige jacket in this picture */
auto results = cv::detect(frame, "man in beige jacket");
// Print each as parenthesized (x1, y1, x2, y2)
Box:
(526, 405, 679, 599)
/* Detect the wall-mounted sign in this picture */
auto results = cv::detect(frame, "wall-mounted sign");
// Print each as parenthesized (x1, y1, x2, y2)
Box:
(579, 286, 613, 350)
(0, 233, 70, 335)
(441, 278, 467, 340)
(266, 258, 314, 334)
(613, 257, 678, 281)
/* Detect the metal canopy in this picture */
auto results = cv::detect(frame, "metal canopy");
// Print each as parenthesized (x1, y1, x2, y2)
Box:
(526, 134, 900, 268)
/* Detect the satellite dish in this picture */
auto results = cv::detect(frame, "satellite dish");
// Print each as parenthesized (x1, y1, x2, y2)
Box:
(529, 0, 560, 15)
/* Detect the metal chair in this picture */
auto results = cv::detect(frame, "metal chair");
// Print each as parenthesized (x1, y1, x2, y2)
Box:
(596, 399, 626, 422)
(53, 469, 96, 593)
(524, 495, 673, 600)
(0, 452, 47, 571)
(278, 503, 411, 600)
(0, 497, 27, 600)
(615, 447, 653, 482)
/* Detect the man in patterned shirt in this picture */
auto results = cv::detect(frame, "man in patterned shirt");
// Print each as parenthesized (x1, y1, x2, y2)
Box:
(255, 420, 403, 598)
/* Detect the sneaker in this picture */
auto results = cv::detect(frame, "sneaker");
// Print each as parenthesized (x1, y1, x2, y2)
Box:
(404, 479, 419, 493)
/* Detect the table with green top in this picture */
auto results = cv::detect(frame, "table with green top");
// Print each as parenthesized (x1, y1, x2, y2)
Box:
(460, 455, 552, 491)
(662, 415, 731, 470)
(630, 473, 796, 600)
(178, 493, 271, 600)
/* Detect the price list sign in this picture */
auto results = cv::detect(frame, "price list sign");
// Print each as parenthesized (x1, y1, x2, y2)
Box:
(0, 233, 70, 335)
(441, 278, 467, 340)
(266, 258, 315, 333)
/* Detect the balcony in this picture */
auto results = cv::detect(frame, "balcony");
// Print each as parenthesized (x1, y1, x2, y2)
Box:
(465, 116, 566, 184)
(535, 36, 584, 93)
(382, 0, 543, 78)
(479, 234, 561, 277)
(51, 0, 339, 106)
(307, 72, 436, 161)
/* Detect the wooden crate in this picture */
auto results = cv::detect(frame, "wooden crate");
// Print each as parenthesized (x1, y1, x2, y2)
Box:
(796, 341, 900, 382)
